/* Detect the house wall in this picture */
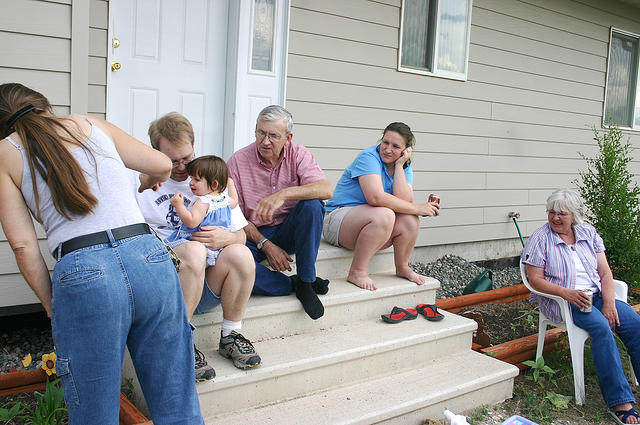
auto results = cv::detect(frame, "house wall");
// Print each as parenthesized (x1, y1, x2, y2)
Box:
(286, 0, 640, 262)
(0, 0, 108, 310)
(2, 0, 640, 310)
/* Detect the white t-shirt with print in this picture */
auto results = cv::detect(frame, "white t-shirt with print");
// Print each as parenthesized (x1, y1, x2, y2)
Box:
(132, 172, 248, 240)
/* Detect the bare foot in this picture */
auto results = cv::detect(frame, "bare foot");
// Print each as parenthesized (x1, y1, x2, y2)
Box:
(347, 270, 378, 291)
(396, 267, 426, 285)
(612, 403, 640, 424)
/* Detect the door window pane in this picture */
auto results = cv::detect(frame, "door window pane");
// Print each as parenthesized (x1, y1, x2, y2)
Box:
(251, 0, 275, 72)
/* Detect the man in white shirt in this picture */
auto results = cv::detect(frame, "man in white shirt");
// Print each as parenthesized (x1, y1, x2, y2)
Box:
(135, 112, 260, 381)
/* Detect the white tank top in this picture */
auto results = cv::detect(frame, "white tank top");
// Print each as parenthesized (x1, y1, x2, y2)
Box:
(6, 116, 145, 254)
(571, 246, 598, 292)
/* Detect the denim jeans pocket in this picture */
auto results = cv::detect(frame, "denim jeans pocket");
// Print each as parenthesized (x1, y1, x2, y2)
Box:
(145, 245, 172, 264)
(56, 268, 104, 287)
(55, 358, 79, 407)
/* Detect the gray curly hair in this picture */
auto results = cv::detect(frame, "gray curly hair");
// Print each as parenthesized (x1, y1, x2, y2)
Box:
(546, 188, 586, 225)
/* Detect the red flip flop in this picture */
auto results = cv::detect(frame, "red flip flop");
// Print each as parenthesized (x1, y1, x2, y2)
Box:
(416, 304, 444, 321)
(381, 306, 418, 323)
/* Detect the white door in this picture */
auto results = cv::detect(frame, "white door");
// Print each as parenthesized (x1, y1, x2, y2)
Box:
(224, 0, 289, 157)
(107, 0, 228, 157)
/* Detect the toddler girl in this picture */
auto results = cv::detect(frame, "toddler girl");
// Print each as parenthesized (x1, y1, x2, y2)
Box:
(167, 155, 238, 266)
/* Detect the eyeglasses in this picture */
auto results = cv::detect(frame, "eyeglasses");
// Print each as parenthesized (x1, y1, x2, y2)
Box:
(548, 210, 571, 217)
(171, 154, 195, 168)
(255, 129, 284, 142)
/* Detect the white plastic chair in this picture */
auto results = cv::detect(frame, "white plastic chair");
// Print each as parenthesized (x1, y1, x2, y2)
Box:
(519, 258, 636, 406)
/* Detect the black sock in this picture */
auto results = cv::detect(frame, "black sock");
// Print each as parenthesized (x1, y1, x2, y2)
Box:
(293, 276, 324, 320)
(312, 277, 330, 295)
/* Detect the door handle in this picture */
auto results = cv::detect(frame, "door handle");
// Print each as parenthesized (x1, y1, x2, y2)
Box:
(111, 62, 122, 72)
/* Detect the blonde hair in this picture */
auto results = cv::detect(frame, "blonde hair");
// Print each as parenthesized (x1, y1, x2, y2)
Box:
(148, 112, 194, 149)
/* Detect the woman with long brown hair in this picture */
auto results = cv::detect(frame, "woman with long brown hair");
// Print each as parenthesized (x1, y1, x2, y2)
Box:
(0, 83, 203, 424)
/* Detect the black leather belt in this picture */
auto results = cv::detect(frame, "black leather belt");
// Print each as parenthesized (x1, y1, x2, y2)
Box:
(56, 223, 151, 258)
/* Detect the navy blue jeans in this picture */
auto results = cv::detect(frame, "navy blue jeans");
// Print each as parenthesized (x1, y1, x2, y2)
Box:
(249, 199, 324, 296)
(51, 232, 203, 425)
(571, 292, 640, 408)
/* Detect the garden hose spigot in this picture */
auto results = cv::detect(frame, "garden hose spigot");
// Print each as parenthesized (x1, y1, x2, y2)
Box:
(508, 212, 525, 248)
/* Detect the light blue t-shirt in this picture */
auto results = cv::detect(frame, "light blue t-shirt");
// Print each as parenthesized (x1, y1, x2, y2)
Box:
(325, 145, 413, 212)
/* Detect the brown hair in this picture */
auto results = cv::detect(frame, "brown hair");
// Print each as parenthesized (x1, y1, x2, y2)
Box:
(0, 83, 97, 219)
(186, 155, 228, 192)
(148, 112, 194, 149)
(381, 122, 416, 168)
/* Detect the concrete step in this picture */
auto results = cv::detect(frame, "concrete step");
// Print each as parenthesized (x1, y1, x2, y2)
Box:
(266, 241, 396, 280)
(207, 350, 519, 425)
(191, 272, 439, 348)
(196, 310, 477, 417)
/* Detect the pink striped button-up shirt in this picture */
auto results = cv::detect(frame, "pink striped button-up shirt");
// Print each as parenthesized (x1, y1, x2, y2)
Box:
(521, 222, 604, 322)
(227, 141, 326, 227)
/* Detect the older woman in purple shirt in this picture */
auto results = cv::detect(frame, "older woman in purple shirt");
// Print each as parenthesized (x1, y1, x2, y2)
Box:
(522, 188, 640, 424)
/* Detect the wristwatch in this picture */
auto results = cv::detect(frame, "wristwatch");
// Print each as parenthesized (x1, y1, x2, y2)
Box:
(257, 238, 269, 250)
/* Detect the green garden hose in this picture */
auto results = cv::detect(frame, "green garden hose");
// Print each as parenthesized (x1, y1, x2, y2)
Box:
(509, 212, 525, 248)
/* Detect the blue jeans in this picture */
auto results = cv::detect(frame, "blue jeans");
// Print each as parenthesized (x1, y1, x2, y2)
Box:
(51, 232, 203, 425)
(571, 292, 640, 408)
(193, 277, 222, 315)
(249, 199, 324, 296)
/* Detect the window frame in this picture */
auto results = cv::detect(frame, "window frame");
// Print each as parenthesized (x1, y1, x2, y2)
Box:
(603, 27, 640, 131)
(397, 0, 473, 81)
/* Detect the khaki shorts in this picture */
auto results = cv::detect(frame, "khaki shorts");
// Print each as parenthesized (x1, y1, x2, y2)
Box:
(322, 206, 354, 247)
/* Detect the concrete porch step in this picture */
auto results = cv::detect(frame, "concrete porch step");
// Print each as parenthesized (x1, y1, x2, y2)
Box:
(207, 350, 519, 425)
(195, 310, 476, 417)
(268, 241, 396, 280)
(191, 272, 439, 347)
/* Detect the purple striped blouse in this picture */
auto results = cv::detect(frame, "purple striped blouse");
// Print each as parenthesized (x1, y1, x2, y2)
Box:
(521, 222, 604, 322)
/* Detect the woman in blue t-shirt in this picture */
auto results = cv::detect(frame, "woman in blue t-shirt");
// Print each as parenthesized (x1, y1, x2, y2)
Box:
(323, 122, 439, 290)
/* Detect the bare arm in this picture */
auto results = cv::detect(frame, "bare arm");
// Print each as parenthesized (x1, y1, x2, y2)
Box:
(253, 179, 333, 224)
(227, 177, 238, 209)
(192, 225, 246, 250)
(244, 221, 293, 272)
(0, 144, 52, 316)
(170, 195, 208, 228)
(244, 221, 266, 245)
(359, 174, 438, 216)
(525, 263, 591, 310)
(596, 251, 619, 328)
(87, 116, 172, 188)
(392, 148, 414, 202)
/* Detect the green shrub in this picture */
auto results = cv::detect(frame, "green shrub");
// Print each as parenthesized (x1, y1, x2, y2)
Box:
(574, 125, 640, 286)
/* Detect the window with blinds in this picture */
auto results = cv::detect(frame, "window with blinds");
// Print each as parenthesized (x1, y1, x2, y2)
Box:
(398, 0, 473, 81)
(604, 29, 640, 129)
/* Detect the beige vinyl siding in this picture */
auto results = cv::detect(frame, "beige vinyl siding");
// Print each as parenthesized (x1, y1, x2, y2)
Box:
(0, 0, 108, 309)
(288, 0, 640, 251)
(88, 0, 107, 118)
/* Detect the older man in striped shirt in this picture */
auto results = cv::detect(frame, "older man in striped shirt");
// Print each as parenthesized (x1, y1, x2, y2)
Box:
(227, 105, 333, 320)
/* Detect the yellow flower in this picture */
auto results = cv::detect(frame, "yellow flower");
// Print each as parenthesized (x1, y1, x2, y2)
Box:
(41, 352, 57, 376)
(21, 353, 33, 368)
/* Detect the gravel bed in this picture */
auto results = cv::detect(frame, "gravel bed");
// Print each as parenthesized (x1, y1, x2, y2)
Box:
(0, 318, 53, 374)
(411, 254, 522, 299)
(0, 255, 521, 374)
